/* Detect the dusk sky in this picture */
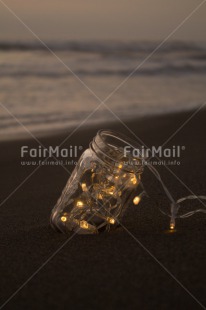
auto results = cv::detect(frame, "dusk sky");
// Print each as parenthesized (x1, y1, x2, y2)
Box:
(0, 0, 205, 41)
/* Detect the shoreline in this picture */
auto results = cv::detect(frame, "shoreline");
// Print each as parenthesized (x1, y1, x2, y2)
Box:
(0, 106, 204, 144)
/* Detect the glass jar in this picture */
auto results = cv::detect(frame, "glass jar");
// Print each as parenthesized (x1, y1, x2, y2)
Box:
(50, 130, 145, 234)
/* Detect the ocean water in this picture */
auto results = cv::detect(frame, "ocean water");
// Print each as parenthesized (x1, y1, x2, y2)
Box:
(0, 40, 206, 139)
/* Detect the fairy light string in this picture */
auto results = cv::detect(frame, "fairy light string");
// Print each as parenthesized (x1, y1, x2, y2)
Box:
(146, 162, 206, 229)
(51, 130, 206, 234)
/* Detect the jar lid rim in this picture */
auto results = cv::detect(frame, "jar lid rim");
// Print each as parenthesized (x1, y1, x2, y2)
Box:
(98, 129, 144, 156)
(91, 129, 145, 173)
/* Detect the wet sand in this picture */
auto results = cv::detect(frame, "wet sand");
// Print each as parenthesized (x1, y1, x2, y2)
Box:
(0, 109, 206, 309)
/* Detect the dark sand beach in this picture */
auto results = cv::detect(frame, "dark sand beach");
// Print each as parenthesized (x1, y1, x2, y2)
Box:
(0, 109, 206, 309)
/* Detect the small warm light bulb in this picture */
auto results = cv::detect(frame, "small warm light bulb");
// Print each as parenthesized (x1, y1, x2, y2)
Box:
(97, 193, 103, 199)
(61, 216, 67, 222)
(81, 183, 87, 192)
(76, 201, 84, 207)
(107, 217, 115, 224)
(80, 220, 89, 229)
(103, 186, 115, 195)
(170, 223, 175, 230)
(118, 163, 123, 169)
(133, 196, 141, 205)
(131, 176, 137, 185)
(108, 190, 114, 195)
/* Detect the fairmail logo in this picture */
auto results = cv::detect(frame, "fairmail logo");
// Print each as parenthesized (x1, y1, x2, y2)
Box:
(124, 145, 185, 159)
(21, 145, 83, 158)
